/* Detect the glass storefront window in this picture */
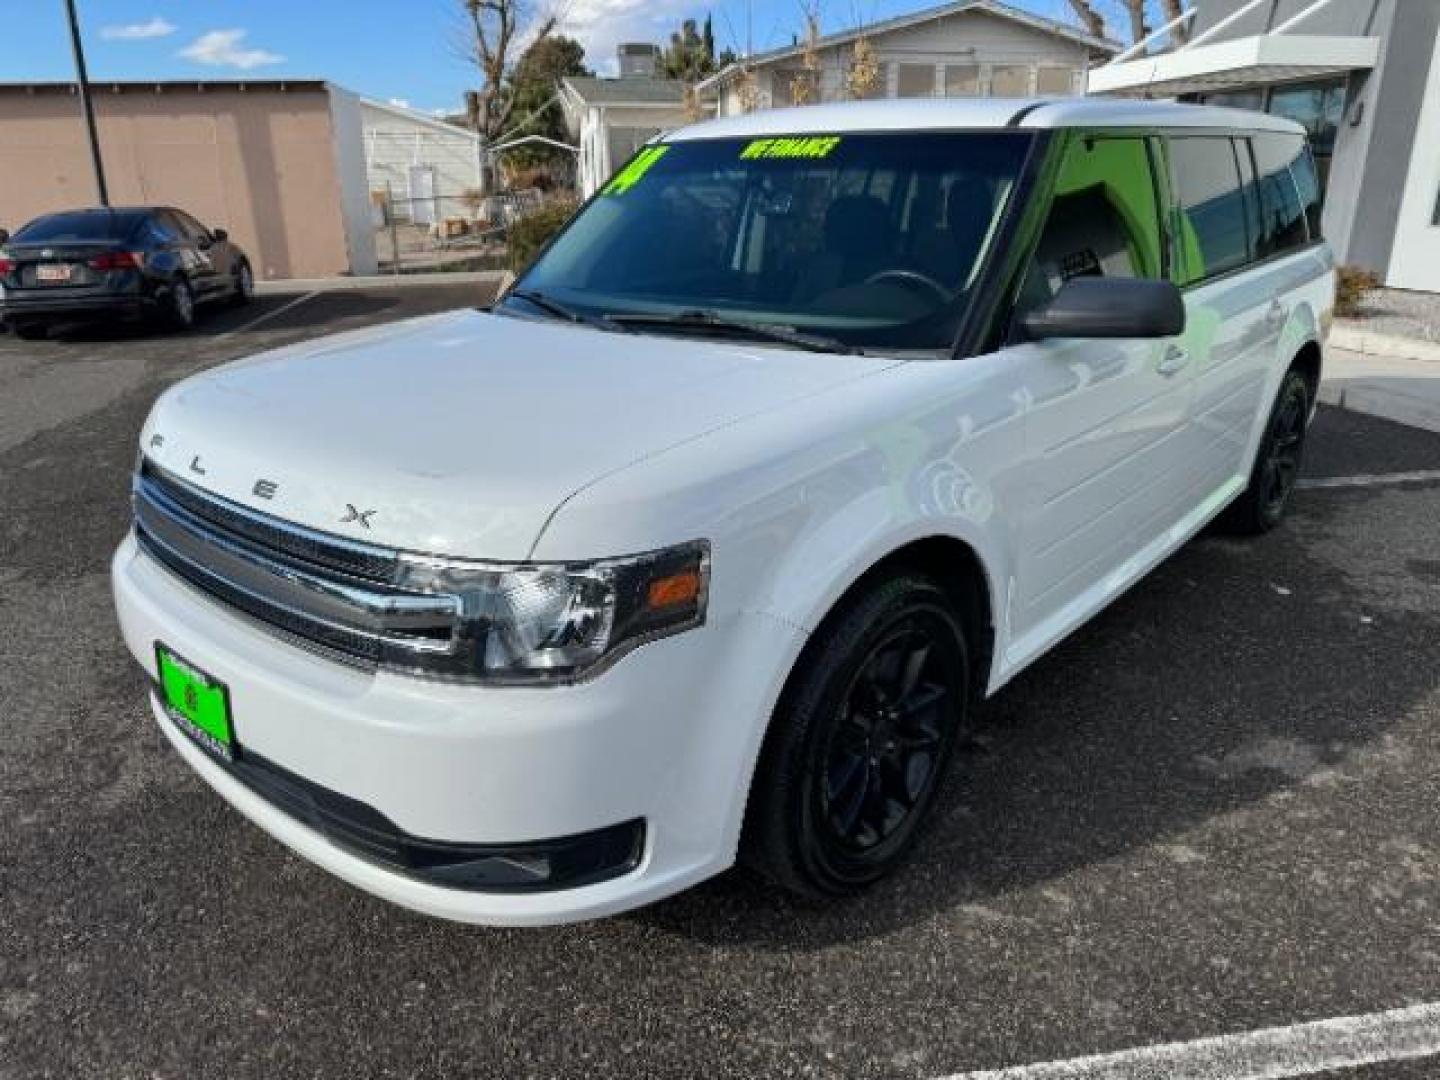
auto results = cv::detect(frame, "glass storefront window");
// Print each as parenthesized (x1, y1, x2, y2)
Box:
(1267, 79, 1347, 156)
(1204, 89, 1266, 111)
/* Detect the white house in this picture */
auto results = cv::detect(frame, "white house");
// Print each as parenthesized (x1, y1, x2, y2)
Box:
(359, 98, 481, 224)
(699, 0, 1119, 117)
(561, 71, 700, 197)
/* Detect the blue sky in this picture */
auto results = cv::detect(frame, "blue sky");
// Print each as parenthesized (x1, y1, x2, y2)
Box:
(2, 0, 1089, 116)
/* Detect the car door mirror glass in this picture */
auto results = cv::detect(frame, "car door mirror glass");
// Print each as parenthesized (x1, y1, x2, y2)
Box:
(1021, 277, 1185, 340)
(211, 228, 228, 242)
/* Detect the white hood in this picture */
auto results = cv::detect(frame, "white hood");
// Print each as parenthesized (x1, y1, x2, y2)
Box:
(141, 309, 902, 559)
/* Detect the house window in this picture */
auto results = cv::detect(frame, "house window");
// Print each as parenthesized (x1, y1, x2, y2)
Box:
(897, 63, 937, 98)
(944, 64, 981, 96)
(1036, 66, 1074, 95)
(990, 65, 1031, 96)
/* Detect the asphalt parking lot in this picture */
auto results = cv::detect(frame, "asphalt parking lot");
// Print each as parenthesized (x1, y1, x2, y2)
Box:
(2, 286, 1439, 1079)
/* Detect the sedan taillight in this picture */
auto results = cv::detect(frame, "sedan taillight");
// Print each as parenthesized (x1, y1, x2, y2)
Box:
(0, 257, 12, 274)
(89, 251, 142, 271)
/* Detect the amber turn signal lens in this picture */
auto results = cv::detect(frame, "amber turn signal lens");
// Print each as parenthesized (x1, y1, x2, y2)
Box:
(647, 570, 702, 610)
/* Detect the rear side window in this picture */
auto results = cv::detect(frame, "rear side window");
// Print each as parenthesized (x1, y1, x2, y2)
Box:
(1169, 137, 1250, 284)
(12, 210, 144, 243)
(1249, 133, 1310, 256)
(1017, 135, 1163, 313)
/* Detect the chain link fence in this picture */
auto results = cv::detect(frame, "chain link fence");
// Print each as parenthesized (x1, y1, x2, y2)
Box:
(372, 187, 551, 274)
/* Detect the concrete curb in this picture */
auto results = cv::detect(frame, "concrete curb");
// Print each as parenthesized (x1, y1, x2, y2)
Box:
(255, 271, 505, 295)
(1330, 324, 1440, 364)
(1318, 380, 1440, 435)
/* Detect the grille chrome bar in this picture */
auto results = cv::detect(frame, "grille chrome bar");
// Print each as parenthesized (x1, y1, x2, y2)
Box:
(133, 463, 461, 665)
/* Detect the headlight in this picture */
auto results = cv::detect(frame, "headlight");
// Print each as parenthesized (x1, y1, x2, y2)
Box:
(390, 540, 709, 685)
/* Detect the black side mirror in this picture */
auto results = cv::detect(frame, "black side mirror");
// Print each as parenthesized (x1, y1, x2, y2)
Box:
(211, 228, 229, 242)
(0, 228, 9, 246)
(1022, 277, 1185, 341)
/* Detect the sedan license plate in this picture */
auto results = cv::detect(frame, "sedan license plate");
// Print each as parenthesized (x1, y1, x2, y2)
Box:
(156, 644, 235, 761)
(35, 264, 73, 283)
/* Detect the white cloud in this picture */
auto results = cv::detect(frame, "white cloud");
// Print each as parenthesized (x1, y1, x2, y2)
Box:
(388, 97, 411, 109)
(101, 17, 177, 41)
(556, 0, 698, 76)
(178, 29, 284, 70)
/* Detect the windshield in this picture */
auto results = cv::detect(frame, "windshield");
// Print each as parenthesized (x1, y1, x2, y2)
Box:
(509, 130, 1034, 353)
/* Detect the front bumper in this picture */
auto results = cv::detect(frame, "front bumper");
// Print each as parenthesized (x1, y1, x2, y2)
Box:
(112, 532, 802, 925)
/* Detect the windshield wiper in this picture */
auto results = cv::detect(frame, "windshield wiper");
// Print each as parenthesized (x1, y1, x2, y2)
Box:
(605, 310, 862, 355)
(505, 289, 631, 334)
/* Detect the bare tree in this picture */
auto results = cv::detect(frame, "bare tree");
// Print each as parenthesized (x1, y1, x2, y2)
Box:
(789, 4, 823, 106)
(1159, 0, 1190, 43)
(1066, 0, 1154, 44)
(458, 0, 558, 144)
(1066, 0, 1106, 39)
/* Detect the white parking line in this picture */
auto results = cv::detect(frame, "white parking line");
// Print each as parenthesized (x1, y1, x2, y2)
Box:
(1298, 470, 1440, 490)
(937, 1001, 1440, 1080)
(217, 290, 319, 339)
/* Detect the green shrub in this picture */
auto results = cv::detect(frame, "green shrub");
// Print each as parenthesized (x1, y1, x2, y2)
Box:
(507, 200, 578, 273)
(1335, 264, 1380, 318)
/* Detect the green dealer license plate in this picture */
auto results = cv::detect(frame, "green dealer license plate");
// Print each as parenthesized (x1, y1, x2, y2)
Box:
(156, 644, 235, 761)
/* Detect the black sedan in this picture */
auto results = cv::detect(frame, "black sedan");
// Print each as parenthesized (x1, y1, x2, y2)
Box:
(0, 206, 253, 340)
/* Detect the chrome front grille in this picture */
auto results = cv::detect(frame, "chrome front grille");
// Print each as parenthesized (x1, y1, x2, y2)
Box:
(133, 462, 461, 668)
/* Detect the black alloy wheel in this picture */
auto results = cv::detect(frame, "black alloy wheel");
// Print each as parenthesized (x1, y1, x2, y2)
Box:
(744, 573, 970, 898)
(1223, 368, 1312, 534)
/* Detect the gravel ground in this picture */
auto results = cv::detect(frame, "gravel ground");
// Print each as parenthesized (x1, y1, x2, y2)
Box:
(1346, 288, 1440, 343)
(1, 295, 1439, 1079)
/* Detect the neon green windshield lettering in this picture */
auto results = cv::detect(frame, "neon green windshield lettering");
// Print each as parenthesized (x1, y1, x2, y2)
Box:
(603, 146, 670, 195)
(740, 136, 842, 161)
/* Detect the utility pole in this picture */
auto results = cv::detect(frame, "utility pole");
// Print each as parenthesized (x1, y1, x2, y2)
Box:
(63, 0, 109, 206)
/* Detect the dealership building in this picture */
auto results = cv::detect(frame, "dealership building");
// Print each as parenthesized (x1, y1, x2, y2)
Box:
(0, 80, 377, 279)
(1090, 0, 1440, 292)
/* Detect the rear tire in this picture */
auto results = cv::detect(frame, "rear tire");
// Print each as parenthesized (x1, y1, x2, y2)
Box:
(742, 572, 970, 900)
(11, 322, 48, 341)
(167, 277, 196, 330)
(1221, 368, 1312, 535)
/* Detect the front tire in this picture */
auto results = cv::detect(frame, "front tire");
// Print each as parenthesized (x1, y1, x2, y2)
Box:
(1222, 368, 1312, 535)
(230, 260, 254, 307)
(166, 277, 196, 330)
(742, 573, 970, 899)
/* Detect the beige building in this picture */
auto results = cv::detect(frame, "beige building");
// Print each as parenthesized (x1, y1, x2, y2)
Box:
(0, 80, 376, 280)
(699, 0, 1118, 117)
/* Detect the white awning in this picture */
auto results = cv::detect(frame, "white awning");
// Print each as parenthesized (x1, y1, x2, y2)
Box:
(1088, 33, 1380, 97)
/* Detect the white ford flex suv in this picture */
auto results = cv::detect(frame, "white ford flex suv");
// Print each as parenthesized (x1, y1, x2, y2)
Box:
(113, 99, 1334, 925)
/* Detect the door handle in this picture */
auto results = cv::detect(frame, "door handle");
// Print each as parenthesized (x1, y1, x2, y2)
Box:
(1265, 299, 1287, 330)
(1156, 345, 1191, 377)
